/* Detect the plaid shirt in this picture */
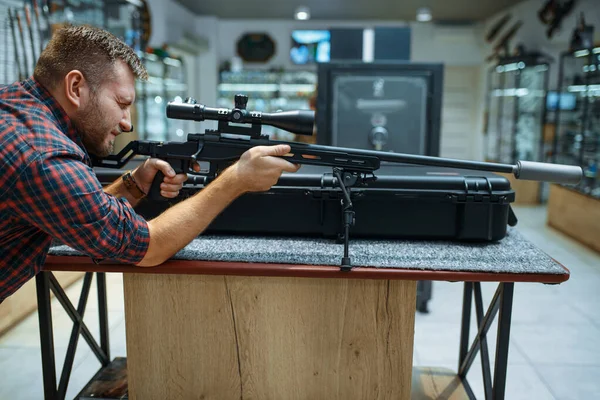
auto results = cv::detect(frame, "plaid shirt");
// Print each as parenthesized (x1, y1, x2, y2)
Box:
(0, 78, 150, 302)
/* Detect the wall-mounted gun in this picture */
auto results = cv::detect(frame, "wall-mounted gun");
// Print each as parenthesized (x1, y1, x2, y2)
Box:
(93, 94, 583, 270)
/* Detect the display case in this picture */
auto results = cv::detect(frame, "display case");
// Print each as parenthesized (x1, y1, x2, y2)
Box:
(0, 0, 106, 85)
(0, 0, 178, 144)
(105, 0, 187, 143)
(547, 47, 600, 254)
(218, 70, 316, 140)
(484, 58, 549, 204)
(485, 59, 549, 165)
(551, 47, 600, 199)
(135, 52, 187, 141)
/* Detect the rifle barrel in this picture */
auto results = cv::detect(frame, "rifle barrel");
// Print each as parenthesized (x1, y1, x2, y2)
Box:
(286, 142, 582, 184)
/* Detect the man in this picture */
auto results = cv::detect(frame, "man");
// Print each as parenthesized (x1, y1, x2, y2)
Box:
(0, 25, 300, 303)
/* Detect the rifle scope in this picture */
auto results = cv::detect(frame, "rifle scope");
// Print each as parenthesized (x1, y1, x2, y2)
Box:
(166, 95, 315, 136)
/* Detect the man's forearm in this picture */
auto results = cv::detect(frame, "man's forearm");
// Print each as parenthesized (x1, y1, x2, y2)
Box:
(137, 168, 244, 266)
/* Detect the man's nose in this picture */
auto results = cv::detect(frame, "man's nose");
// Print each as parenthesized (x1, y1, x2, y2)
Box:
(119, 113, 134, 133)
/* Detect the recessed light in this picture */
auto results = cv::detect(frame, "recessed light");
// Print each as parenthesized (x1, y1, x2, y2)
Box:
(295, 6, 310, 21)
(416, 7, 432, 22)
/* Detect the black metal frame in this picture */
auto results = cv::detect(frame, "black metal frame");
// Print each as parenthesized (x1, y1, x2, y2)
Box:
(457, 282, 515, 400)
(36, 271, 111, 400)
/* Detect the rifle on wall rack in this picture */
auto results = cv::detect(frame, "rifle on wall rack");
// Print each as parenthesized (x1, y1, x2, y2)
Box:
(8, 8, 25, 81)
(93, 94, 583, 270)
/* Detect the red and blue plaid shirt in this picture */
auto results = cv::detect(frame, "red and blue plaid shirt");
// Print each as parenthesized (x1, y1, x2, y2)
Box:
(0, 78, 150, 302)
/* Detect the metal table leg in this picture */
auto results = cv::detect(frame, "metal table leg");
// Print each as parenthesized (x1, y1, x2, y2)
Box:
(35, 271, 111, 400)
(457, 282, 515, 400)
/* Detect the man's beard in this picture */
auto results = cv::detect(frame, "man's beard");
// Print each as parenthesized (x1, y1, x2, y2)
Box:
(73, 94, 116, 157)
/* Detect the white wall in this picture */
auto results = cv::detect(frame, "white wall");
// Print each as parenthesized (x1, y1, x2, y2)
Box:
(411, 23, 485, 66)
(216, 19, 485, 69)
(217, 19, 400, 70)
(143, 0, 215, 131)
(146, 0, 198, 47)
(193, 16, 220, 131)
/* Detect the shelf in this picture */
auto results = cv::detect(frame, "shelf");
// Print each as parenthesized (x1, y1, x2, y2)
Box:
(218, 83, 315, 93)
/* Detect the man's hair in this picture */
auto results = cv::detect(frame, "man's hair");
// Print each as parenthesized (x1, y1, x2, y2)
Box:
(34, 24, 148, 91)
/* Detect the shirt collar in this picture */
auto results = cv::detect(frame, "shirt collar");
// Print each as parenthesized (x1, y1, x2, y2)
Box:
(22, 78, 92, 165)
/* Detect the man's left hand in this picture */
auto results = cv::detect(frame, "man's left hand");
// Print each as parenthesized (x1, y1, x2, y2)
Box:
(133, 158, 189, 199)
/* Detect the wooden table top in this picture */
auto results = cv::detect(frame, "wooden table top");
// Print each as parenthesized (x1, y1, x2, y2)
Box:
(44, 255, 570, 284)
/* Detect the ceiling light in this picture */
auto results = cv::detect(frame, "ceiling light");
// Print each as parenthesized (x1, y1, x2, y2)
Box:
(295, 6, 310, 21)
(416, 7, 432, 22)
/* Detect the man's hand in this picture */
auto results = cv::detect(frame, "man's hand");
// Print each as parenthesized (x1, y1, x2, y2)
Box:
(136, 145, 300, 266)
(229, 145, 301, 193)
(132, 144, 298, 199)
(133, 158, 189, 199)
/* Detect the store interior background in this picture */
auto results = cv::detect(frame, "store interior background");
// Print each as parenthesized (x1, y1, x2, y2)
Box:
(0, 0, 599, 399)
(146, 0, 598, 159)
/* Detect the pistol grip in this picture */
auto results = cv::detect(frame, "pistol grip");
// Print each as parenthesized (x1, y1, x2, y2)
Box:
(149, 171, 167, 201)
(148, 160, 185, 201)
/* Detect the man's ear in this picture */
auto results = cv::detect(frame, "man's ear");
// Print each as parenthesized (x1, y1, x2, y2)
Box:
(63, 70, 90, 109)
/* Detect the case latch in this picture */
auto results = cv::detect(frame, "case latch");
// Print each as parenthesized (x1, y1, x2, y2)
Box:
(461, 176, 494, 203)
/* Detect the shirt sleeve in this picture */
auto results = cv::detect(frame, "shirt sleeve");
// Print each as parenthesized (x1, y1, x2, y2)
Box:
(10, 150, 150, 264)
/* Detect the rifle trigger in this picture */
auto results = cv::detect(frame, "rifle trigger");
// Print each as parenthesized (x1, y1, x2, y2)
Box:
(193, 141, 204, 160)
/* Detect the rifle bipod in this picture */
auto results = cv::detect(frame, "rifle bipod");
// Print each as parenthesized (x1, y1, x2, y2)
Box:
(332, 168, 375, 271)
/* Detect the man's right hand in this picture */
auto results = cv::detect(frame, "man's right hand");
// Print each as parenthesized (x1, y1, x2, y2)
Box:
(228, 144, 301, 193)
(138, 144, 301, 266)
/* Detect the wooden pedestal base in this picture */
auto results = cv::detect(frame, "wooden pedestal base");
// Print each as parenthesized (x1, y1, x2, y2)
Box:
(547, 184, 600, 253)
(123, 274, 417, 400)
(499, 173, 540, 204)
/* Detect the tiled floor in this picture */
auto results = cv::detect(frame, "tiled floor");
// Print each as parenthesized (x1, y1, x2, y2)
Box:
(1, 205, 599, 399)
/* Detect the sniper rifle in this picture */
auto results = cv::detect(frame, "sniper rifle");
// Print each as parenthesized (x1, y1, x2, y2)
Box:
(93, 94, 583, 270)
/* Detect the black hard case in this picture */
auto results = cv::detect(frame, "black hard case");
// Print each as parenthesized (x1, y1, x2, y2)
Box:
(133, 165, 516, 242)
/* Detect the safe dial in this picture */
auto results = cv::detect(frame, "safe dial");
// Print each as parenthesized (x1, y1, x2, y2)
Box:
(369, 126, 389, 151)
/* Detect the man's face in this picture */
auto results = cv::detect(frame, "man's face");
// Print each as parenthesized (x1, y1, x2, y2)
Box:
(73, 60, 136, 157)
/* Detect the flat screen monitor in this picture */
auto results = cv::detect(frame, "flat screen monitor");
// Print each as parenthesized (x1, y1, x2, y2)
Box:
(290, 30, 330, 64)
(316, 62, 444, 156)
(546, 91, 577, 111)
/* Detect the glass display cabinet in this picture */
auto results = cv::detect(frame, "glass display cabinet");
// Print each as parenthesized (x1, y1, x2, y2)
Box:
(136, 53, 187, 141)
(552, 47, 600, 199)
(484, 58, 549, 204)
(546, 46, 600, 255)
(485, 59, 550, 165)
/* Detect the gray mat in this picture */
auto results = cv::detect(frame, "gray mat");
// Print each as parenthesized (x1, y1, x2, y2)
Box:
(49, 228, 565, 275)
